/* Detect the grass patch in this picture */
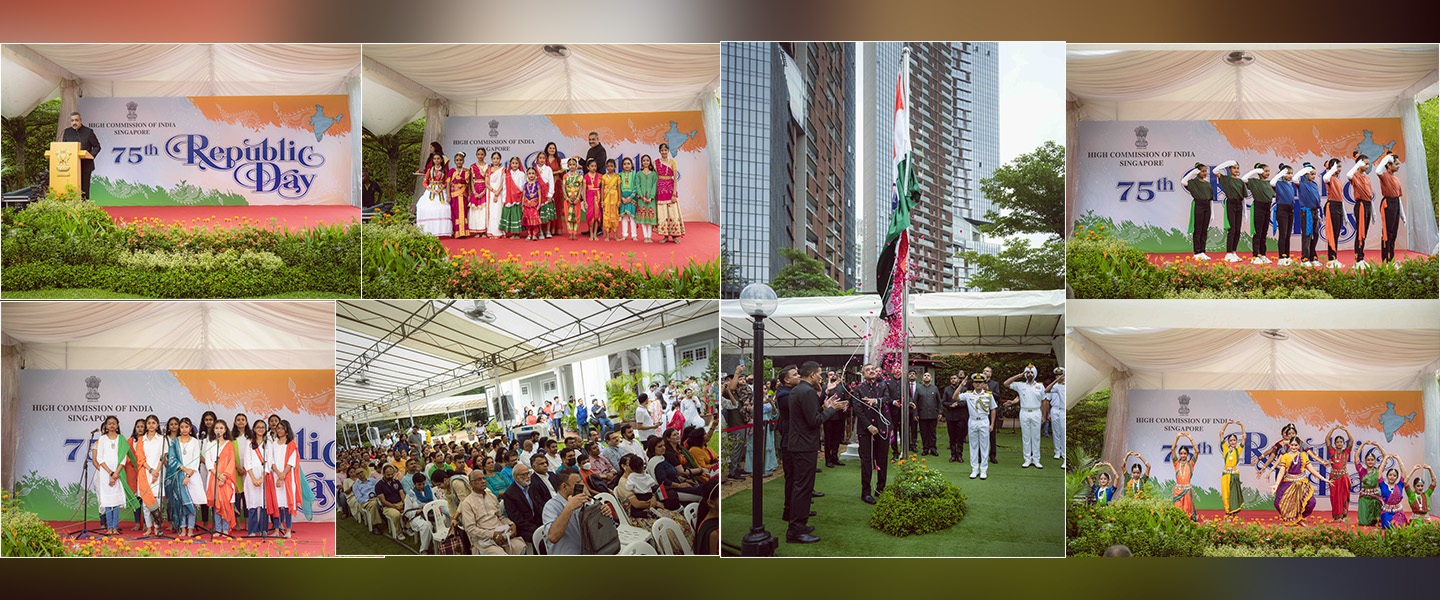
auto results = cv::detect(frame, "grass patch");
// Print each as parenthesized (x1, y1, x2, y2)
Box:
(721, 428, 1063, 556)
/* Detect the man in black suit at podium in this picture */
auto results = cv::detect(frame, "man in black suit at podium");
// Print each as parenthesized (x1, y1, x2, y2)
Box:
(62, 112, 102, 199)
(785, 361, 846, 544)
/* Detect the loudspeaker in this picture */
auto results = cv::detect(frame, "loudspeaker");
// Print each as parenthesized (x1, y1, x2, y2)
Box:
(499, 395, 514, 422)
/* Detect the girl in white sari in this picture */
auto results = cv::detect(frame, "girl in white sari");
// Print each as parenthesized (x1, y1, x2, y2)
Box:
(486, 152, 507, 237)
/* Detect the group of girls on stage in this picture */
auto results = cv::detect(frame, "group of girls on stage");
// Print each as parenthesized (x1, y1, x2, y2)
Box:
(414, 141, 686, 243)
(90, 411, 313, 539)
(1089, 420, 1435, 530)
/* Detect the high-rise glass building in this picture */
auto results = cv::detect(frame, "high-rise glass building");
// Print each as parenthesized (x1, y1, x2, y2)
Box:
(862, 42, 1000, 293)
(721, 42, 856, 298)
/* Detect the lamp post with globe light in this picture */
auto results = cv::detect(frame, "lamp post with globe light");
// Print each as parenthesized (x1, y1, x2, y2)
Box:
(738, 282, 779, 557)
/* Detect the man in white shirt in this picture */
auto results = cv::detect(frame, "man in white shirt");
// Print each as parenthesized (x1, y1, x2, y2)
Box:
(1004, 364, 1048, 469)
(1045, 369, 1066, 463)
(517, 438, 536, 469)
(617, 425, 645, 460)
(634, 393, 660, 441)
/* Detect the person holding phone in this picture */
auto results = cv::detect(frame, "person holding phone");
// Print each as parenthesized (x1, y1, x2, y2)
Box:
(541, 467, 590, 554)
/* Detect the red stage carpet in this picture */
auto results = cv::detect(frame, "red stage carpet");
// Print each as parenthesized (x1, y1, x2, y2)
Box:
(103, 206, 359, 230)
(439, 221, 719, 270)
(53, 520, 333, 557)
(1196, 509, 1395, 530)
(1146, 249, 1428, 271)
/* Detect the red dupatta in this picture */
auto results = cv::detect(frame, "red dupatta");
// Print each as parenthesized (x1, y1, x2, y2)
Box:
(209, 440, 237, 525)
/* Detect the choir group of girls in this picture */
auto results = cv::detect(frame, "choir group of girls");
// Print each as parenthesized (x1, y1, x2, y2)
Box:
(414, 141, 687, 243)
(1084, 421, 1435, 529)
(89, 411, 312, 539)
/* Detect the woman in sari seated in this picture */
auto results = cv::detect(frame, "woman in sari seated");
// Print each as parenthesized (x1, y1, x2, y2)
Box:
(614, 454, 693, 549)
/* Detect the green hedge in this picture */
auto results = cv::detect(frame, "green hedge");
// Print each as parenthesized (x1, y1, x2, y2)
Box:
(3, 262, 353, 298)
(1067, 232, 1438, 299)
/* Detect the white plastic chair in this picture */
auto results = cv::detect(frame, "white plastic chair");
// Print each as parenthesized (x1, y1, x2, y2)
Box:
(422, 499, 449, 533)
(645, 456, 664, 480)
(651, 517, 692, 555)
(532, 523, 548, 555)
(682, 502, 698, 526)
(619, 540, 657, 555)
(594, 492, 652, 547)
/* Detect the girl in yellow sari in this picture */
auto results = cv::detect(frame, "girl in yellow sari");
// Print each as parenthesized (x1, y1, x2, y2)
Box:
(1123, 451, 1151, 497)
(601, 159, 621, 241)
(1170, 432, 1198, 521)
(1219, 420, 1245, 516)
(1270, 436, 1323, 525)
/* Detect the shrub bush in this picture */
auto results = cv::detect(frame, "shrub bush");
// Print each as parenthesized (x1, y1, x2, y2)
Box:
(1202, 544, 1355, 557)
(1065, 233, 1164, 298)
(0, 492, 67, 557)
(869, 457, 967, 537)
(1067, 496, 1208, 557)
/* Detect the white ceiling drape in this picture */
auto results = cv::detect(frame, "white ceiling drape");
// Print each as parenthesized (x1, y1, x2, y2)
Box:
(1, 301, 335, 371)
(361, 44, 721, 135)
(2, 44, 362, 118)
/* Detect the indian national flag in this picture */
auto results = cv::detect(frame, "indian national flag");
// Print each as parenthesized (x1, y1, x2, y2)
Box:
(878, 53, 917, 320)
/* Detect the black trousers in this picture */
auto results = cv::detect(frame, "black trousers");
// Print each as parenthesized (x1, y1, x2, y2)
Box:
(920, 418, 938, 452)
(1380, 197, 1401, 262)
(80, 160, 94, 199)
(1251, 201, 1271, 257)
(1275, 204, 1294, 258)
(946, 419, 967, 455)
(1300, 208, 1320, 261)
(908, 417, 919, 450)
(823, 418, 845, 463)
(1324, 201, 1345, 261)
(1353, 199, 1372, 262)
(1191, 199, 1212, 253)
(859, 433, 888, 496)
(778, 447, 794, 519)
(786, 452, 818, 534)
(1224, 198, 1244, 253)
(989, 424, 998, 461)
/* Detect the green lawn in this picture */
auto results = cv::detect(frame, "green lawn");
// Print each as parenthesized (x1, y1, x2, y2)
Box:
(722, 428, 1064, 557)
(335, 511, 422, 556)
(1, 288, 359, 299)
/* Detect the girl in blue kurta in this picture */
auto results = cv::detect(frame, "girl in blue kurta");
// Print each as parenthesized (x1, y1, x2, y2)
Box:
(1293, 164, 1324, 266)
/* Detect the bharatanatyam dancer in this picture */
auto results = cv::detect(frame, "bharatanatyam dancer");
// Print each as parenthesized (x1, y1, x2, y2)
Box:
(1374, 150, 1406, 263)
(1242, 164, 1275, 264)
(563, 157, 585, 240)
(1378, 454, 1408, 530)
(1124, 452, 1150, 497)
(1180, 162, 1214, 260)
(1356, 443, 1384, 527)
(1088, 462, 1118, 505)
(584, 159, 603, 241)
(1407, 464, 1435, 522)
(1218, 420, 1245, 516)
(1271, 164, 1298, 265)
(1170, 432, 1199, 521)
(1327, 427, 1354, 521)
(1213, 160, 1248, 263)
(1270, 435, 1323, 525)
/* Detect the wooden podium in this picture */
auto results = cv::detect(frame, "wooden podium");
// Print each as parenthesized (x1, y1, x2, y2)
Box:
(44, 141, 92, 196)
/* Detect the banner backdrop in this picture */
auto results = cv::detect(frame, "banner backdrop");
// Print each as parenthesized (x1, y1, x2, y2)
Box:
(75, 96, 353, 206)
(1074, 119, 1410, 253)
(443, 112, 712, 222)
(1124, 390, 1426, 512)
(12, 370, 336, 522)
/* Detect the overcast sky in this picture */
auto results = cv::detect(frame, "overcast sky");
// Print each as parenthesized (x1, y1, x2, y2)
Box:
(999, 41, 1064, 163)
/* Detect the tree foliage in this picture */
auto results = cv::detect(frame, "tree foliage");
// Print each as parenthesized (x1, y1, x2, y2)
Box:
(1418, 97, 1437, 214)
(770, 246, 845, 297)
(1, 98, 61, 192)
(961, 236, 1064, 292)
(978, 140, 1065, 239)
(362, 119, 426, 211)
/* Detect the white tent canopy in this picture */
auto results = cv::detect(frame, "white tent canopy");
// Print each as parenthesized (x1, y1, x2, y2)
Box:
(2, 44, 363, 207)
(362, 44, 720, 135)
(1065, 44, 1440, 250)
(1, 301, 336, 370)
(1065, 299, 1440, 470)
(335, 299, 717, 424)
(720, 290, 1065, 357)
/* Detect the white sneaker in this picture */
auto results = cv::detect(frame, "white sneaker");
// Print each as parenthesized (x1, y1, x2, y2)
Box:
(1021, 460, 1031, 468)
(1326, 260, 1341, 269)
(980, 471, 988, 480)
(1250, 256, 1265, 265)
(1262, 256, 1274, 264)
(1035, 462, 1044, 469)
(1195, 253, 1212, 260)
(1354, 260, 1369, 269)
(1224, 252, 1241, 262)
(969, 470, 978, 479)
(1277, 257, 1293, 266)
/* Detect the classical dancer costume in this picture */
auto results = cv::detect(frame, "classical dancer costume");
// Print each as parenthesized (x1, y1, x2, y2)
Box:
(1274, 452, 1317, 525)
(447, 161, 472, 238)
(1220, 443, 1243, 516)
(415, 158, 452, 237)
(1357, 460, 1382, 527)
(1379, 478, 1409, 530)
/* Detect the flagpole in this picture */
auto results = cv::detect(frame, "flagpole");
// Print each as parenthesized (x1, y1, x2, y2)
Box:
(899, 46, 912, 457)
